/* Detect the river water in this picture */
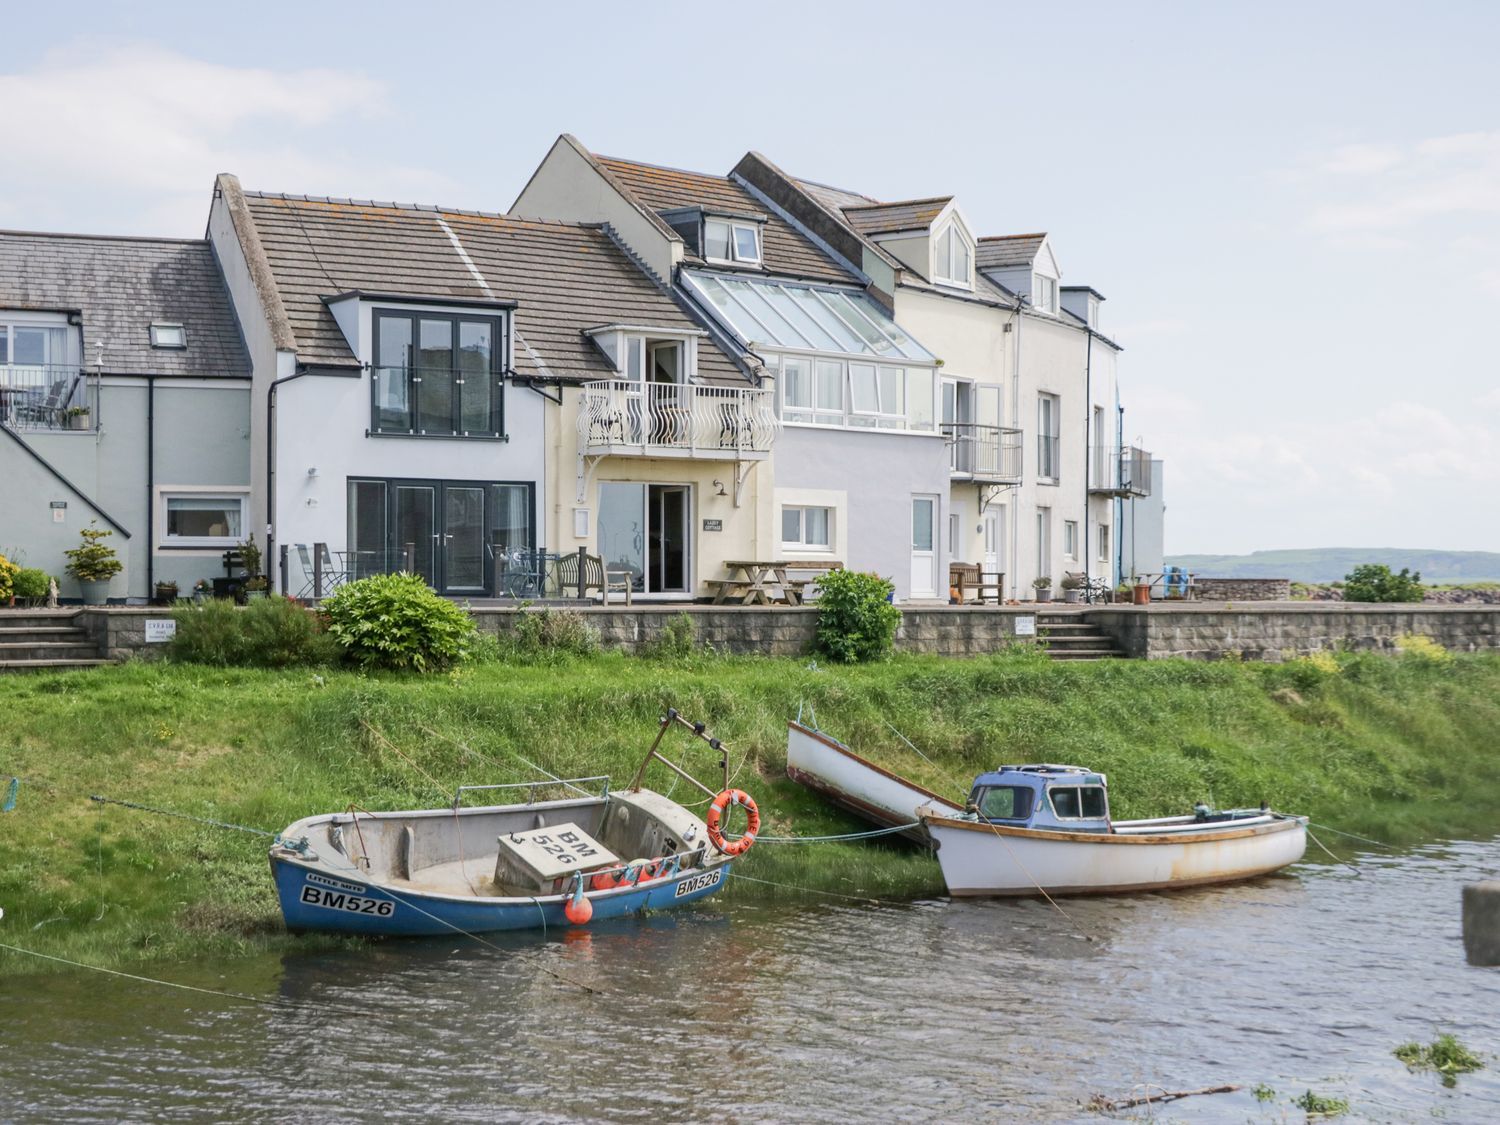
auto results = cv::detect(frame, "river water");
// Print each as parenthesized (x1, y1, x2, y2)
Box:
(4, 838, 1499, 1123)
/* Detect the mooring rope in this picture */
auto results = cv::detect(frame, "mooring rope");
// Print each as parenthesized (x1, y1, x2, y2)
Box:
(726, 872, 908, 905)
(1306, 825, 1363, 875)
(1306, 821, 1401, 852)
(739, 823, 920, 844)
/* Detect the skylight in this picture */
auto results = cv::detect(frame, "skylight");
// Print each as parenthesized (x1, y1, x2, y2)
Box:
(683, 272, 932, 361)
(150, 323, 186, 349)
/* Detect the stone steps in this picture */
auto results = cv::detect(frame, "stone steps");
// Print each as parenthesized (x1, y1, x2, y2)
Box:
(0, 611, 106, 672)
(1035, 612, 1125, 661)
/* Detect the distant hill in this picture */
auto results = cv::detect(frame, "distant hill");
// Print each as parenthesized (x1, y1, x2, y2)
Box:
(1163, 548, 1500, 585)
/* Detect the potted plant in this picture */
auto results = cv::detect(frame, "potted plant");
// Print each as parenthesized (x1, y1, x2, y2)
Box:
(1032, 576, 1053, 603)
(153, 580, 179, 605)
(243, 574, 269, 601)
(192, 578, 212, 603)
(65, 523, 123, 605)
(1114, 582, 1131, 604)
(1131, 574, 1152, 605)
(64, 406, 91, 430)
(1060, 574, 1083, 604)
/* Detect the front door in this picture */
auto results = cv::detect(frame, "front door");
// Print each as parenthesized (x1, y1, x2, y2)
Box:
(910, 494, 937, 600)
(983, 509, 1002, 575)
(440, 485, 486, 594)
(599, 482, 692, 595)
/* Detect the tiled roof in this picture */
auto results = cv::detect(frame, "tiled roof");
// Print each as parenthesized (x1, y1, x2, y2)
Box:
(976, 233, 1047, 270)
(594, 156, 853, 284)
(237, 193, 745, 383)
(842, 197, 953, 237)
(795, 178, 878, 214)
(0, 231, 248, 376)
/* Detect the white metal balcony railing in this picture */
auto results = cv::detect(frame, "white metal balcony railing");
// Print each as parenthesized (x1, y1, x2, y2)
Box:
(943, 423, 1023, 482)
(578, 381, 778, 458)
(0, 365, 98, 431)
(1090, 444, 1153, 497)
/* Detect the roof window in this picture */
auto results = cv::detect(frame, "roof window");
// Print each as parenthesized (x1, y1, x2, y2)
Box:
(704, 218, 761, 267)
(933, 223, 973, 289)
(150, 323, 186, 349)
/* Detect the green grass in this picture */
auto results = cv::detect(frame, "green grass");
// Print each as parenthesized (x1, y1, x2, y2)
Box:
(1394, 1033, 1486, 1086)
(4, 648, 1500, 973)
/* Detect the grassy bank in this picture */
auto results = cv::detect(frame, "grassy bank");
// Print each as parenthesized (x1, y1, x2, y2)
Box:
(3, 647, 1500, 973)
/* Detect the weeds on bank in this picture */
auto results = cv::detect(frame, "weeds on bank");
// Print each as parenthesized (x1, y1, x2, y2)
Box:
(1292, 1089, 1350, 1116)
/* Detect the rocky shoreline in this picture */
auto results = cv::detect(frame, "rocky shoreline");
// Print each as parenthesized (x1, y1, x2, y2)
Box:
(1293, 584, 1500, 605)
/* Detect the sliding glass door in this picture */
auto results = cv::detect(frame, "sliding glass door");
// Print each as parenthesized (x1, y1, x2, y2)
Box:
(598, 482, 691, 595)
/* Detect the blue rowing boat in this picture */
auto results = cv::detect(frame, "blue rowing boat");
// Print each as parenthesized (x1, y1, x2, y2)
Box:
(268, 711, 758, 937)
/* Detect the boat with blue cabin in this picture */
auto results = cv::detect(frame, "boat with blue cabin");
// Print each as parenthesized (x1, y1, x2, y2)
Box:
(269, 711, 760, 936)
(787, 721, 1306, 897)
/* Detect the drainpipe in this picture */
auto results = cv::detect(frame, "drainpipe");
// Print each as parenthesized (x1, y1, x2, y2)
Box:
(267, 366, 311, 593)
(1011, 301, 1024, 599)
(146, 376, 155, 598)
(1082, 329, 1093, 590)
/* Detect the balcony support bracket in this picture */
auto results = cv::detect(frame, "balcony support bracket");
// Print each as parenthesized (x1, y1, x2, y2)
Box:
(978, 482, 1015, 513)
(576, 452, 606, 504)
(733, 460, 756, 509)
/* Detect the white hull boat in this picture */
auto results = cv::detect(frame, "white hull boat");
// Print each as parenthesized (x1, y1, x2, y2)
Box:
(786, 721, 1307, 897)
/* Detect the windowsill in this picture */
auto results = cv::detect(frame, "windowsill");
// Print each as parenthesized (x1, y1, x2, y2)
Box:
(782, 420, 942, 439)
(1037, 476, 1060, 486)
(159, 542, 243, 551)
(367, 429, 510, 443)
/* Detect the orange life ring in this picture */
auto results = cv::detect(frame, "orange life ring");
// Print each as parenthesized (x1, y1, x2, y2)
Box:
(706, 789, 760, 856)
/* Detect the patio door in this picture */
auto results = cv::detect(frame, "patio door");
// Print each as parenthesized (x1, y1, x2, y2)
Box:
(910, 494, 938, 600)
(983, 508, 1002, 574)
(598, 482, 691, 595)
(441, 485, 486, 594)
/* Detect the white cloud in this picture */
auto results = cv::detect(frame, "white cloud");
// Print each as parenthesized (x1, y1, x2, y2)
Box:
(1304, 130, 1500, 235)
(0, 43, 450, 235)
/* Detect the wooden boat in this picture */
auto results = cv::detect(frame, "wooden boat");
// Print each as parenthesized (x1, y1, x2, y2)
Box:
(786, 721, 1306, 897)
(269, 711, 759, 936)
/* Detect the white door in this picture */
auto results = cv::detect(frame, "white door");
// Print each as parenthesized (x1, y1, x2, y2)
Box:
(910, 495, 937, 600)
(983, 509, 1002, 575)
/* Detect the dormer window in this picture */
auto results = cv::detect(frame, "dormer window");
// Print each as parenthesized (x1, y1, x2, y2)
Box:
(1033, 275, 1058, 315)
(704, 218, 761, 267)
(150, 323, 186, 349)
(933, 223, 972, 288)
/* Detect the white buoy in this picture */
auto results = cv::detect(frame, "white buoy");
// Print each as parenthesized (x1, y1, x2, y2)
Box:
(1463, 882, 1500, 966)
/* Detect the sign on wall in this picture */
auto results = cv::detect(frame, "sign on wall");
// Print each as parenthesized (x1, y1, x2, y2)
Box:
(144, 619, 177, 644)
(1014, 616, 1036, 637)
(702, 519, 723, 532)
(50, 500, 66, 523)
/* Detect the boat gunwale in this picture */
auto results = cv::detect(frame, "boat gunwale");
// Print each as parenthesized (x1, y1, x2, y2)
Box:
(788, 721, 964, 811)
(920, 808, 1307, 845)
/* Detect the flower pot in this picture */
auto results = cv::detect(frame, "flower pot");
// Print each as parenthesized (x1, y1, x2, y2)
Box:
(79, 578, 111, 606)
(1132, 583, 1151, 606)
(245, 589, 268, 602)
(68, 413, 90, 431)
(1035, 588, 1053, 603)
(1063, 589, 1081, 604)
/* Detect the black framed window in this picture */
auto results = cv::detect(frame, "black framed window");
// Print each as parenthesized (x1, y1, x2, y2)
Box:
(371, 310, 506, 438)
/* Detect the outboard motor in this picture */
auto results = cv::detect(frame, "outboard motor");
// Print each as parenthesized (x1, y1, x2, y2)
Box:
(1193, 802, 1211, 822)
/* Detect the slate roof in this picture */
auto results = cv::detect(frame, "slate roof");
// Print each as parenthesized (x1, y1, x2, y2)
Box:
(975, 233, 1047, 270)
(0, 231, 248, 376)
(236, 192, 745, 384)
(842, 197, 953, 237)
(593, 156, 853, 284)
(795, 178, 878, 214)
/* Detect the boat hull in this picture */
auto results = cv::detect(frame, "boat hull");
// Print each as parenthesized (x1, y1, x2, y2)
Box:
(923, 812, 1307, 897)
(270, 852, 731, 937)
(785, 722, 962, 842)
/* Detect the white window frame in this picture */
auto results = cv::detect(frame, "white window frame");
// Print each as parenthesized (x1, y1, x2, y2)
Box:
(847, 362, 907, 430)
(149, 323, 186, 349)
(703, 218, 762, 267)
(1063, 520, 1078, 559)
(1037, 393, 1060, 481)
(1034, 274, 1059, 315)
(158, 488, 250, 548)
(781, 505, 835, 552)
(1098, 523, 1110, 564)
(775, 487, 847, 561)
(932, 222, 974, 290)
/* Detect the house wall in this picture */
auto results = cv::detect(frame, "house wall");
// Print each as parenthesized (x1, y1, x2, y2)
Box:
(549, 386, 772, 599)
(773, 426, 949, 602)
(4, 379, 250, 600)
(1119, 459, 1165, 581)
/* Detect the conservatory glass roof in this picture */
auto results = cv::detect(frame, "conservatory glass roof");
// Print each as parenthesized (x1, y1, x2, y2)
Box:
(683, 271, 933, 362)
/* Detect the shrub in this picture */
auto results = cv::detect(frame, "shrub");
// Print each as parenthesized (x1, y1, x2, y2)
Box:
(322, 572, 476, 672)
(170, 596, 335, 667)
(1343, 563, 1423, 603)
(505, 607, 600, 661)
(815, 569, 901, 663)
(0, 553, 18, 602)
(12, 567, 52, 604)
(64, 524, 123, 582)
(1394, 632, 1452, 665)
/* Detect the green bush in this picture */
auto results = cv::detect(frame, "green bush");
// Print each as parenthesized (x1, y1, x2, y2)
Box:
(322, 572, 476, 672)
(814, 569, 902, 663)
(12, 568, 52, 603)
(0, 553, 19, 602)
(170, 596, 335, 667)
(504, 607, 600, 661)
(1343, 563, 1424, 603)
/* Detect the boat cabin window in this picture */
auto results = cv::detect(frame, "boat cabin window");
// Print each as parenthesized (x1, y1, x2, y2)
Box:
(973, 785, 1033, 821)
(1049, 786, 1107, 819)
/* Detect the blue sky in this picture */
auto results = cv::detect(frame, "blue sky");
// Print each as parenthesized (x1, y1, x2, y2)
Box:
(3, 1, 1497, 554)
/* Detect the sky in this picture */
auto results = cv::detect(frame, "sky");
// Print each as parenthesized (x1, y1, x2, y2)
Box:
(2, 0, 1496, 555)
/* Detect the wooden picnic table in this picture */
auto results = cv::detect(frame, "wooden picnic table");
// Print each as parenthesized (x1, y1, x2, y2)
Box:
(707, 559, 843, 606)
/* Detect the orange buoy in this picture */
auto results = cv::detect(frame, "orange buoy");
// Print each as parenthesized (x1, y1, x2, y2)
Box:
(706, 789, 760, 857)
(563, 878, 593, 924)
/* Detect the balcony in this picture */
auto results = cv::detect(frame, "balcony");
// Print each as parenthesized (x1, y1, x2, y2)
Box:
(944, 423, 1023, 483)
(0, 365, 99, 432)
(1090, 445, 1153, 497)
(578, 381, 777, 459)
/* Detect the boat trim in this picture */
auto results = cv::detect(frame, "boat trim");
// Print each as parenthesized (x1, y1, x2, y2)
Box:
(920, 809, 1306, 846)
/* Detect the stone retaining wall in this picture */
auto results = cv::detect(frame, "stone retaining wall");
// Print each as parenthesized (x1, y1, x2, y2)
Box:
(1087, 604, 1500, 661)
(1193, 577, 1292, 602)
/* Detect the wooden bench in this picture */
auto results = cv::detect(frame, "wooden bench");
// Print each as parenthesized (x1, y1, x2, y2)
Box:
(555, 548, 633, 605)
(951, 563, 1003, 604)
